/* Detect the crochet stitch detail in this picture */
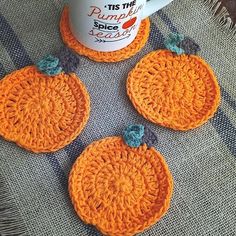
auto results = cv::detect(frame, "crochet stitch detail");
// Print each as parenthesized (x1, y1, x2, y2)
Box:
(36, 55, 62, 75)
(142, 126, 158, 147)
(69, 137, 173, 236)
(57, 46, 80, 73)
(123, 124, 145, 147)
(164, 33, 201, 55)
(164, 33, 185, 55)
(60, 7, 150, 63)
(178, 36, 201, 55)
(0, 66, 90, 153)
(127, 50, 221, 131)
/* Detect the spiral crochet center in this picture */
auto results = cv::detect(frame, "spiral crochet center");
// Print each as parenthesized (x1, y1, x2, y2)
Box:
(69, 137, 173, 236)
(0, 66, 90, 152)
(127, 50, 220, 130)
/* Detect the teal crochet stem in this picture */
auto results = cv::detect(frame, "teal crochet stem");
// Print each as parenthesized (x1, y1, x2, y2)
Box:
(164, 33, 200, 55)
(123, 124, 145, 148)
(36, 55, 62, 76)
(164, 33, 185, 55)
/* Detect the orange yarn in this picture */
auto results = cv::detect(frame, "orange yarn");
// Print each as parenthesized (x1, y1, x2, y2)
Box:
(60, 7, 150, 63)
(69, 137, 173, 236)
(127, 50, 221, 131)
(0, 66, 90, 153)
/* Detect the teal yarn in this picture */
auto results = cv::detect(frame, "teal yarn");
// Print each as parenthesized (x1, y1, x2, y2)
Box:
(36, 55, 62, 76)
(123, 124, 145, 148)
(164, 33, 185, 55)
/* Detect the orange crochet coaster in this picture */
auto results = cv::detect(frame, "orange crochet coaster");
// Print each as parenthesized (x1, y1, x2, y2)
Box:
(69, 136, 173, 236)
(0, 66, 90, 153)
(127, 50, 221, 131)
(60, 7, 150, 63)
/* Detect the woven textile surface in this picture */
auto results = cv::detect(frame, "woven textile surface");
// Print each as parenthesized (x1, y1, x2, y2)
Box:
(0, 0, 235, 235)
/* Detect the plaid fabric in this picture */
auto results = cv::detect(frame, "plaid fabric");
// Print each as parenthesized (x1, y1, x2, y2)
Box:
(0, 0, 235, 235)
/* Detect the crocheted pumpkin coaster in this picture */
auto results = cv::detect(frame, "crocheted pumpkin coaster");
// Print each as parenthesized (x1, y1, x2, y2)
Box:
(69, 125, 173, 236)
(127, 34, 221, 131)
(60, 7, 150, 63)
(0, 48, 90, 153)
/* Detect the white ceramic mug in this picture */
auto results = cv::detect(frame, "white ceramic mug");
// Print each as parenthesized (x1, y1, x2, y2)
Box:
(69, 0, 173, 52)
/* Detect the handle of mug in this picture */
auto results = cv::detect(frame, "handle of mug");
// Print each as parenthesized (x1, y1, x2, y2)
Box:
(142, 0, 174, 19)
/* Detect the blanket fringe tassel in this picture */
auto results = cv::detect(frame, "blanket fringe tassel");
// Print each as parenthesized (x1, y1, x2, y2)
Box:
(0, 173, 28, 236)
(203, 0, 236, 37)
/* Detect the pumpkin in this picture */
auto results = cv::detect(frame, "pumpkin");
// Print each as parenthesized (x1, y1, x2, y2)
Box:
(127, 34, 221, 131)
(122, 17, 137, 29)
(69, 125, 173, 236)
(0, 48, 90, 153)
